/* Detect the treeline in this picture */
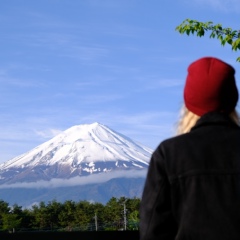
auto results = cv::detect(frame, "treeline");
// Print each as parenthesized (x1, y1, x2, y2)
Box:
(0, 197, 140, 232)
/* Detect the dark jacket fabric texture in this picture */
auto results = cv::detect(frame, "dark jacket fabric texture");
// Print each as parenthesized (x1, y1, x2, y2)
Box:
(140, 112, 240, 240)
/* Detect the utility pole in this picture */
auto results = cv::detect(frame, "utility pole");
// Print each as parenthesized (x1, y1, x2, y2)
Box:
(123, 201, 127, 231)
(94, 212, 98, 231)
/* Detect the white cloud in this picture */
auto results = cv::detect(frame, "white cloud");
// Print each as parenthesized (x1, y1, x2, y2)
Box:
(35, 128, 63, 139)
(0, 169, 147, 189)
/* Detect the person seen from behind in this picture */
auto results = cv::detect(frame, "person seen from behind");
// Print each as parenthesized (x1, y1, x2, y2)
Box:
(140, 57, 240, 240)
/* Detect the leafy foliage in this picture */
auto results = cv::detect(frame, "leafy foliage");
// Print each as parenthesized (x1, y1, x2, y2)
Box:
(58, 200, 76, 231)
(1, 213, 21, 232)
(176, 19, 240, 62)
(0, 200, 10, 230)
(0, 197, 141, 232)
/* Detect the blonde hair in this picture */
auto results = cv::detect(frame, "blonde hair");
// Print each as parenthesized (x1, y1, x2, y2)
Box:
(230, 110, 240, 126)
(176, 105, 240, 135)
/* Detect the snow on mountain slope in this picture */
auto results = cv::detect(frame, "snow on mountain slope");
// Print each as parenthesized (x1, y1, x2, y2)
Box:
(0, 122, 152, 184)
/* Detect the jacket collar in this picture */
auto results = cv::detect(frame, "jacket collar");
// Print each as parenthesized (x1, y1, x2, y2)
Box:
(191, 111, 239, 131)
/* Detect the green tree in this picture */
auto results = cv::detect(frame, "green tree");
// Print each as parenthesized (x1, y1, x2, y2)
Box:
(46, 200, 62, 230)
(75, 201, 93, 231)
(92, 202, 105, 231)
(125, 197, 140, 213)
(31, 201, 49, 229)
(59, 200, 76, 231)
(0, 197, 143, 232)
(0, 200, 10, 230)
(104, 197, 125, 230)
(176, 19, 240, 62)
(128, 210, 139, 230)
(31, 200, 62, 230)
(125, 197, 140, 230)
(1, 213, 21, 232)
(21, 208, 35, 230)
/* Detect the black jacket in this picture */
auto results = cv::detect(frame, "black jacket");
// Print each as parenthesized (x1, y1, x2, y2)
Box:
(140, 112, 240, 240)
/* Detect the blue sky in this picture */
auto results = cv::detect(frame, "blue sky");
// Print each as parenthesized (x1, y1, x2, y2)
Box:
(1, 0, 240, 163)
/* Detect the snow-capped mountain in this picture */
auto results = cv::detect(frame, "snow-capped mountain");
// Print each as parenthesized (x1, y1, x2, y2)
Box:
(0, 122, 152, 185)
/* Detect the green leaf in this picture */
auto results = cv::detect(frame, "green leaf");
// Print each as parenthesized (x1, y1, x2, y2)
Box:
(232, 38, 240, 51)
(221, 39, 226, 46)
(210, 32, 216, 38)
(176, 19, 240, 63)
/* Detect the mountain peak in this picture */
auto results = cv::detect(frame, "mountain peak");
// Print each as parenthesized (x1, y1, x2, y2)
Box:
(65, 121, 105, 133)
(0, 123, 152, 184)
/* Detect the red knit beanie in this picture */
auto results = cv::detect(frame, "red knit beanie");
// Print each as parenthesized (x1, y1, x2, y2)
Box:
(184, 57, 238, 116)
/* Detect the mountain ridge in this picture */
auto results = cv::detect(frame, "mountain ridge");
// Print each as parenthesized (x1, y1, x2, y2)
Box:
(0, 122, 152, 206)
(0, 122, 152, 185)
